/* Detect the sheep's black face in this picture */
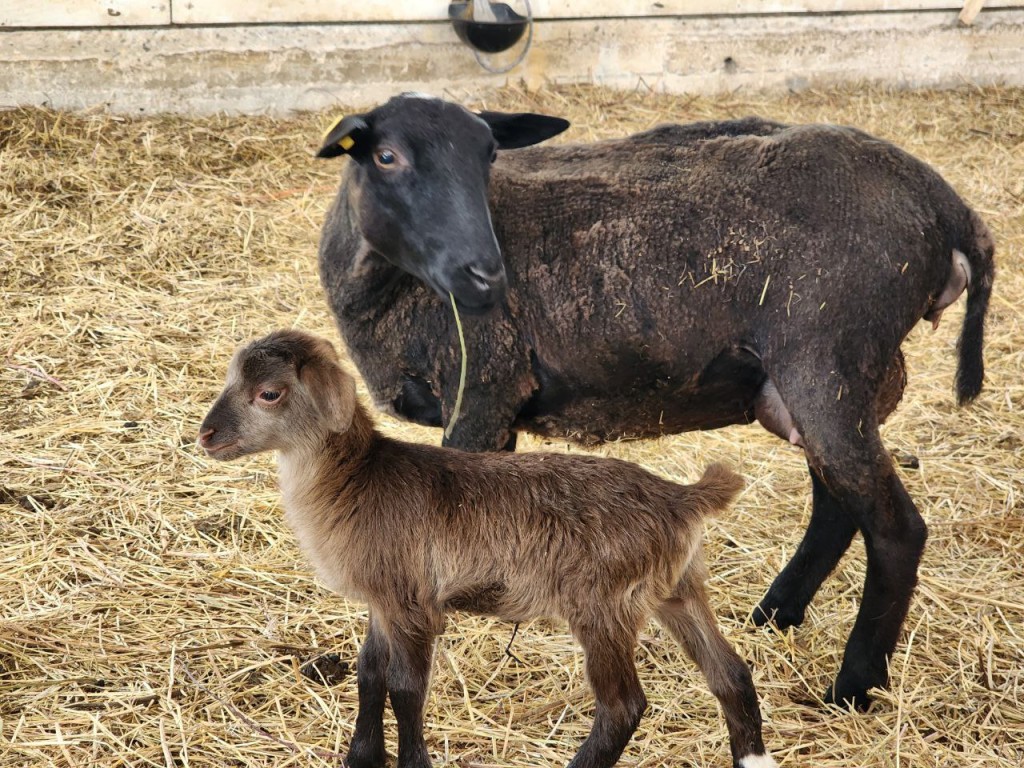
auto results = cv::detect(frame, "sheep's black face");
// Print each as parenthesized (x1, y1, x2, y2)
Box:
(318, 94, 569, 314)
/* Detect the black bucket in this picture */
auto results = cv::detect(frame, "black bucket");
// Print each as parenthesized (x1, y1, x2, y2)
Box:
(448, 2, 528, 54)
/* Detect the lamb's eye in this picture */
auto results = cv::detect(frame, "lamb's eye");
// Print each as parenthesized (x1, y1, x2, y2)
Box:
(258, 390, 281, 403)
(375, 149, 396, 167)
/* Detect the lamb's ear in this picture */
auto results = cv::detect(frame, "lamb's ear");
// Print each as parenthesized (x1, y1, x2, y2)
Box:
(477, 111, 570, 150)
(300, 353, 357, 433)
(317, 114, 371, 158)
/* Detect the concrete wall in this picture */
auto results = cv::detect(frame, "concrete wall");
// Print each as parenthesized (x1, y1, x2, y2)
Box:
(1, 4, 1022, 114)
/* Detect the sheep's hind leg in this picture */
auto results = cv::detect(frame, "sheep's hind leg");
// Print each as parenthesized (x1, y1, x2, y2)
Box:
(824, 466, 926, 709)
(752, 350, 905, 630)
(566, 619, 647, 768)
(657, 565, 772, 768)
(752, 467, 857, 630)
(773, 368, 926, 709)
(347, 614, 390, 768)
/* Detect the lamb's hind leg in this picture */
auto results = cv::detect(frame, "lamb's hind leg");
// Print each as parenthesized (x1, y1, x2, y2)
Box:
(772, 366, 926, 709)
(566, 618, 648, 768)
(656, 562, 773, 768)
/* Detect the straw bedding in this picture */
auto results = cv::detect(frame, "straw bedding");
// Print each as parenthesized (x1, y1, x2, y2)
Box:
(1, 85, 1021, 767)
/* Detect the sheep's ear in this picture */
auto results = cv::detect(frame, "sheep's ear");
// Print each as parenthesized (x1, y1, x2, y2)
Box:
(317, 114, 371, 158)
(477, 111, 570, 150)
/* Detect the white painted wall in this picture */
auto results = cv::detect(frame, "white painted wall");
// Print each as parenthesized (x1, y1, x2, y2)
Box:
(1, 1, 1021, 113)
(0, 1, 168, 27)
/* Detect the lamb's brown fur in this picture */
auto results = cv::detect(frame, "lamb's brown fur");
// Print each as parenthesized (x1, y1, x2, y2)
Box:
(199, 329, 774, 768)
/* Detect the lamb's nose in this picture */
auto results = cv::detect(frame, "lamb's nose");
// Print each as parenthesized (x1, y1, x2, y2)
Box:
(198, 427, 215, 447)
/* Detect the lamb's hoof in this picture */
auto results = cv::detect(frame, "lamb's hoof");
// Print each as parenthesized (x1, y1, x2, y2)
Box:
(751, 596, 805, 631)
(346, 742, 387, 768)
(395, 749, 433, 768)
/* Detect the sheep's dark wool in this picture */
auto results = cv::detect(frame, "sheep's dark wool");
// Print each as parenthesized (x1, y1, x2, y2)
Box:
(317, 95, 995, 708)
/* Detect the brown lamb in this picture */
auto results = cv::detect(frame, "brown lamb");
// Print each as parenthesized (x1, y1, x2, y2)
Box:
(199, 329, 776, 768)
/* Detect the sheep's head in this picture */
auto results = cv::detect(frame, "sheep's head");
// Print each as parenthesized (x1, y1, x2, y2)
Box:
(316, 93, 569, 315)
(199, 330, 356, 460)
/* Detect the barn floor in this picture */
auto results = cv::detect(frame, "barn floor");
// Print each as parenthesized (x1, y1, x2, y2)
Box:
(1, 86, 1021, 768)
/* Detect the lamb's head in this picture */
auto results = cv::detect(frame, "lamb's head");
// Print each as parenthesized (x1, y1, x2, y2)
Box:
(316, 93, 569, 315)
(199, 330, 356, 460)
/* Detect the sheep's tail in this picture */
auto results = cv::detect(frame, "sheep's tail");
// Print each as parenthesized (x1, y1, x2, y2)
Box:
(956, 209, 996, 406)
(685, 463, 744, 519)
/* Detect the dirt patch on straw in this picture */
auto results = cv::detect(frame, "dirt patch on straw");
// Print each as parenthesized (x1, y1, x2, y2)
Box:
(1, 85, 1021, 767)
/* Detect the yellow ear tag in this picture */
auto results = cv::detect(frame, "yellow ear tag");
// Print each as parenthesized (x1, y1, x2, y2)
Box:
(339, 135, 355, 150)
(323, 114, 345, 138)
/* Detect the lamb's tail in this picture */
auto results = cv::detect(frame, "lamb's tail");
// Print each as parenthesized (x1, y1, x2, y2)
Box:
(684, 463, 744, 519)
(956, 209, 996, 406)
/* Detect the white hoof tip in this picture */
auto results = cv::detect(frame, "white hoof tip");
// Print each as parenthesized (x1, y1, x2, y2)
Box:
(740, 755, 778, 768)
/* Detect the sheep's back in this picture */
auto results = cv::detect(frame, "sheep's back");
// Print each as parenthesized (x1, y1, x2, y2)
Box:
(491, 121, 973, 393)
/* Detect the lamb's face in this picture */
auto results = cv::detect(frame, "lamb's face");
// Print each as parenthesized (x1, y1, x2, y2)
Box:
(199, 331, 354, 460)
(199, 350, 300, 460)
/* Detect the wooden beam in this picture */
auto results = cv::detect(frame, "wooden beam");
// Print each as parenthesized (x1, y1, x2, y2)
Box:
(0, 0, 1013, 28)
(959, 0, 987, 25)
(168, 1, 1020, 26)
(1, 1, 169, 28)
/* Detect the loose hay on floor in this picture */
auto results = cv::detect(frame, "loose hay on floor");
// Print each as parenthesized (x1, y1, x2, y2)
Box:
(1, 85, 1022, 767)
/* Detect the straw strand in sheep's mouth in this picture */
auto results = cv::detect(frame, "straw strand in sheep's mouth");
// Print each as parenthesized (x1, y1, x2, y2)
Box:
(444, 291, 468, 441)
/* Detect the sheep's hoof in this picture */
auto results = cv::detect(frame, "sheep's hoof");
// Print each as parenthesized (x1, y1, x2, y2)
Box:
(750, 598, 805, 631)
(823, 680, 874, 712)
(300, 652, 350, 686)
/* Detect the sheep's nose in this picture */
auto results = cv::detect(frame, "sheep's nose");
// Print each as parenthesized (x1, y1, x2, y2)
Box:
(198, 427, 215, 447)
(463, 263, 505, 293)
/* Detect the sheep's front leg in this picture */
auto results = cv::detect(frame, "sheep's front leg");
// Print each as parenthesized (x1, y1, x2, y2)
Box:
(347, 615, 390, 768)
(386, 622, 438, 768)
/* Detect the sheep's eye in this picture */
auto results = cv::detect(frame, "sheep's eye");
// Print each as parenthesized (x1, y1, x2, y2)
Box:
(375, 149, 396, 167)
(258, 390, 281, 403)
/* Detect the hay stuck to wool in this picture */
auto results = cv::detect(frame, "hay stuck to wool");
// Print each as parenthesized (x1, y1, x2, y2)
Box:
(1, 84, 1022, 768)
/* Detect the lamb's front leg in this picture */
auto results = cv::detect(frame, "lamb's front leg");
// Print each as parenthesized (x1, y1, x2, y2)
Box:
(347, 614, 390, 768)
(386, 618, 439, 768)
